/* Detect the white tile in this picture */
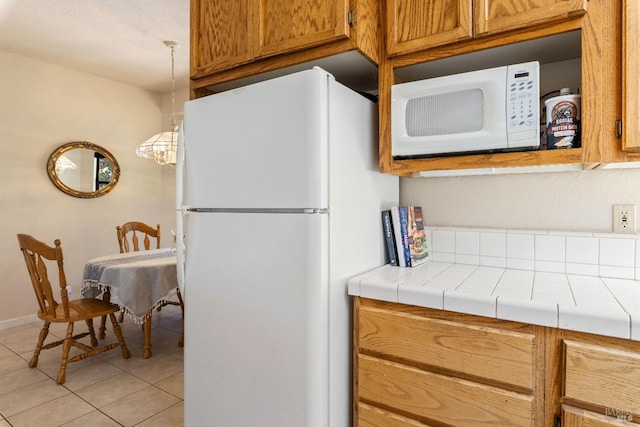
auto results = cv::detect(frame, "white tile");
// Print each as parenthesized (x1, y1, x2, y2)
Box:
(480, 231, 506, 258)
(347, 278, 361, 296)
(459, 266, 504, 289)
(534, 260, 566, 274)
(444, 291, 496, 318)
(397, 286, 444, 309)
(491, 288, 532, 300)
(500, 269, 535, 286)
(497, 297, 558, 328)
(566, 236, 599, 264)
(480, 256, 507, 268)
(566, 263, 599, 276)
(455, 254, 480, 265)
(599, 265, 635, 280)
(531, 291, 575, 306)
(455, 231, 479, 255)
(599, 237, 635, 267)
(359, 281, 398, 303)
(507, 234, 535, 260)
(432, 230, 455, 253)
(558, 304, 630, 339)
(431, 252, 455, 263)
(506, 258, 535, 271)
(534, 272, 568, 284)
(535, 235, 565, 262)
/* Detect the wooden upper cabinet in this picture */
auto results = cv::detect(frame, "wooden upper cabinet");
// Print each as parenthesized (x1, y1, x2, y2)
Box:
(191, 0, 376, 83)
(190, 0, 256, 78)
(474, 0, 588, 37)
(623, 0, 640, 152)
(257, 0, 349, 58)
(385, 0, 473, 57)
(385, 0, 587, 57)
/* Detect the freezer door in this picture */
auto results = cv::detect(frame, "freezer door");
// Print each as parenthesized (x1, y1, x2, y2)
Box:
(183, 211, 329, 427)
(182, 68, 330, 210)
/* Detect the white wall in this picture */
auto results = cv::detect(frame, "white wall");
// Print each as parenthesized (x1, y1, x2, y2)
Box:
(0, 51, 180, 325)
(401, 167, 640, 233)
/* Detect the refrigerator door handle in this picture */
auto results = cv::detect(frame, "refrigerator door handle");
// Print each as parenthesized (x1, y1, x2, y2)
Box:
(186, 208, 329, 214)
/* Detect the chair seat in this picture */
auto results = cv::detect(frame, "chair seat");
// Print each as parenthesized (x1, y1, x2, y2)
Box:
(38, 298, 120, 323)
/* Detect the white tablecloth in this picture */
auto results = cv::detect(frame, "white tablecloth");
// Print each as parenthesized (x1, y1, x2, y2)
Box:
(81, 248, 178, 323)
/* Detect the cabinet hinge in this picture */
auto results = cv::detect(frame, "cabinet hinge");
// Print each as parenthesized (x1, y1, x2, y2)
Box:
(348, 10, 354, 26)
(554, 414, 561, 427)
(616, 119, 623, 138)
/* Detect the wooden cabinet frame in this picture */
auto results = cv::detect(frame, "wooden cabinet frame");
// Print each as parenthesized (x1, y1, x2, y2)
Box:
(378, 0, 635, 176)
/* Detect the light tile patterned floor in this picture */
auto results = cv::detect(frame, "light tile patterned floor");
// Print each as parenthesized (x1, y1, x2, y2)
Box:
(0, 306, 183, 426)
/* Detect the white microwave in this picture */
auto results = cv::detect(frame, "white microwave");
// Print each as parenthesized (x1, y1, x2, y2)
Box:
(391, 61, 540, 158)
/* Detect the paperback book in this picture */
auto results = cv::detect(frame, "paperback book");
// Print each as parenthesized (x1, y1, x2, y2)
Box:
(384, 206, 429, 267)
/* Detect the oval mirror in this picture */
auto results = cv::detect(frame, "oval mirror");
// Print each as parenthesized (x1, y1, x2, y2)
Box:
(46, 141, 120, 198)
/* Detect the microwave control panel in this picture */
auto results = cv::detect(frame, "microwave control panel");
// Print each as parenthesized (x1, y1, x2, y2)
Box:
(506, 61, 540, 148)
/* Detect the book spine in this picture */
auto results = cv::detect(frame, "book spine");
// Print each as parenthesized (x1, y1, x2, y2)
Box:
(390, 206, 406, 267)
(381, 210, 398, 266)
(398, 206, 412, 267)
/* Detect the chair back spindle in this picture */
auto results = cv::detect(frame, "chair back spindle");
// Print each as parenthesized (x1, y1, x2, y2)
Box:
(116, 222, 160, 253)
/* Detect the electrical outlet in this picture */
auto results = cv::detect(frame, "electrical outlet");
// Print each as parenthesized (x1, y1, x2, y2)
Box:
(613, 204, 636, 233)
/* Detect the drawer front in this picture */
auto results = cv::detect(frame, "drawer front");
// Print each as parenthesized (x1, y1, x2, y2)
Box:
(358, 354, 535, 427)
(562, 404, 637, 426)
(358, 402, 433, 427)
(564, 340, 640, 414)
(359, 306, 536, 390)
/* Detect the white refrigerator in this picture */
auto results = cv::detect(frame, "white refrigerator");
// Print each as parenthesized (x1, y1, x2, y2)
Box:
(176, 67, 398, 427)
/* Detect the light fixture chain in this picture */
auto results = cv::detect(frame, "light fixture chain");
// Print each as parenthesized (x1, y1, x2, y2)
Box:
(170, 44, 176, 130)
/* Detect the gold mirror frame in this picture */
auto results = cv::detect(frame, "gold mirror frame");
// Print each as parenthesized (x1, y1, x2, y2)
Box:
(47, 141, 120, 198)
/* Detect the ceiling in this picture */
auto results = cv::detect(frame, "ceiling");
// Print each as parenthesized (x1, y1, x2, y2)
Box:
(0, 0, 190, 93)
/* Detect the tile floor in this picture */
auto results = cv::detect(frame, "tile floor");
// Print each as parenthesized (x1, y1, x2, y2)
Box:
(0, 306, 183, 426)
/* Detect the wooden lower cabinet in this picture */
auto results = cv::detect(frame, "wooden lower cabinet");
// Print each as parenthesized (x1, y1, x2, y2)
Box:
(354, 297, 640, 426)
(563, 405, 635, 426)
(354, 298, 544, 426)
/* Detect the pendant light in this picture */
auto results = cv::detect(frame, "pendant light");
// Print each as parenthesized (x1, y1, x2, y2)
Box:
(136, 41, 179, 165)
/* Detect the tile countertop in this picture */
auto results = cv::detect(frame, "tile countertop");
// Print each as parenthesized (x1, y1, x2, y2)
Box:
(348, 261, 640, 341)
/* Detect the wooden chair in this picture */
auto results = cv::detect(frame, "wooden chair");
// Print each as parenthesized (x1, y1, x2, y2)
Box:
(16, 234, 130, 384)
(116, 221, 184, 347)
(116, 221, 161, 253)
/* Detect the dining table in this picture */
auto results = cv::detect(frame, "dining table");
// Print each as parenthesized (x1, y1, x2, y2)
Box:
(81, 247, 179, 358)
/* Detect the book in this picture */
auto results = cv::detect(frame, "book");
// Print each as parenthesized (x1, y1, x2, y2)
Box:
(398, 206, 412, 267)
(381, 210, 398, 266)
(390, 206, 407, 267)
(408, 206, 429, 266)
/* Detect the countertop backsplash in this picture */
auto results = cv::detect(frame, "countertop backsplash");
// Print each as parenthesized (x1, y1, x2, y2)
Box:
(426, 226, 640, 280)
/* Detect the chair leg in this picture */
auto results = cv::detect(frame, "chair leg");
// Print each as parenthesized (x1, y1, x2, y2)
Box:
(57, 322, 74, 384)
(179, 331, 184, 348)
(177, 288, 184, 319)
(86, 318, 98, 347)
(29, 321, 50, 368)
(98, 315, 107, 339)
(109, 313, 131, 359)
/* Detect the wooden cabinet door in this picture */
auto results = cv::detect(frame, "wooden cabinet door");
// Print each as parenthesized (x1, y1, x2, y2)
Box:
(385, 0, 472, 57)
(474, 0, 587, 37)
(563, 404, 634, 426)
(190, 0, 257, 77)
(623, 0, 640, 151)
(256, 0, 350, 58)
